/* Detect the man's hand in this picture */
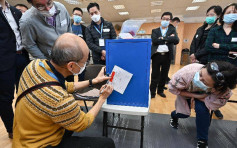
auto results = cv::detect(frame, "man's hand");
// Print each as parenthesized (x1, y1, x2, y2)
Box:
(101, 55, 105, 61)
(102, 50, 106, 57)
(212, 43, 220, 49)
(190, 54, 197, 63)
(170, 34, 175, 37)
(99, 84, 114, 101)
(93, 67, 110, 84)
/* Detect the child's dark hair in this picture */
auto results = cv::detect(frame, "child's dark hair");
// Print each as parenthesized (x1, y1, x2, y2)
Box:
(205, 61, 237, 93)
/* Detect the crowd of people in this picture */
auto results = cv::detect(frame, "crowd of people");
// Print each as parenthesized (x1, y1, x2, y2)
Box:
(0, 0, 236, 148)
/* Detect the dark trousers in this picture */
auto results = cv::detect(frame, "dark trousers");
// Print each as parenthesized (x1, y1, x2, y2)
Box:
(171, 99, 210, 142)
(93, 59, 105, 65)
(0, 66, 16, 133)
(150, 53, 171, 95)
(51, 130, 115, 148)
(15, 51, 30, 92)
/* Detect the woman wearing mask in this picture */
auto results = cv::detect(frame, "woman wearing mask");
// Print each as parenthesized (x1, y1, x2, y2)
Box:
(168, 61, 237, 148)
(190, 6, 223, 119)
(190, 5, 222, 64)
(205, 3, 237, 65)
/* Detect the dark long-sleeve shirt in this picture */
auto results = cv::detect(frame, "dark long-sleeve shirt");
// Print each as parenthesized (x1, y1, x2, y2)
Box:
(205, 26, 237, 66)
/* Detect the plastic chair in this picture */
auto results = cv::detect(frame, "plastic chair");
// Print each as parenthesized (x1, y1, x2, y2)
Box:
(73, 64, 106, 112)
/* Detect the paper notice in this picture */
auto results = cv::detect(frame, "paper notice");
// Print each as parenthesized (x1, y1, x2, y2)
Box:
(108, 65, 133, 94)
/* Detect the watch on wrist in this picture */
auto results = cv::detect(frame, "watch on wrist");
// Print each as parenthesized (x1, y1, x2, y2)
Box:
(89, 79, 93, 87)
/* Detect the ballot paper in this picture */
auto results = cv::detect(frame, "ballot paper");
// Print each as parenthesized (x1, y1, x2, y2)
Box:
(108, 65, 133, 94)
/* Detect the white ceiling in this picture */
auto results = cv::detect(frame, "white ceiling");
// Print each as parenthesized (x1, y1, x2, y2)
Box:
(7, 0, 236, 23)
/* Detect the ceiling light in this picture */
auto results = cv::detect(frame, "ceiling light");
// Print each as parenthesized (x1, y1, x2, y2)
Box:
(108, 0, 116, 1)
(64, 0, 81, 5)
(192, 0, 207, 3)
(119, 12, 129, 15)
(113, 5, 125, 9)
(151, 1, 163, 6)
(186, 6, 200, 11)
(151, 9, 161, 13)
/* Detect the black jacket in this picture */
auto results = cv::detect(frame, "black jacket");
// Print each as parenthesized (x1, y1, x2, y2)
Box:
(0, 6, 22, 71)
(190, 24, 218, 64)
(85, 17, 117, 61)
(151, 25, 179, 59)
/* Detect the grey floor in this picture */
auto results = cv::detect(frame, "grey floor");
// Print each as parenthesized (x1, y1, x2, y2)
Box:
(74, 112, 237, 148)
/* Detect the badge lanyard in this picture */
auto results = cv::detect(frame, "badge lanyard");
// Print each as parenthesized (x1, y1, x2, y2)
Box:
(94, 23, 104, 38)
(160, 27, 168, 37)
(39, 61, 59, 81)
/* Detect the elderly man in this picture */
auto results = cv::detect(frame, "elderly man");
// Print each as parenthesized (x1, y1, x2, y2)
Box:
(13, 33, 115, 148)
(20, 0, 72, 59)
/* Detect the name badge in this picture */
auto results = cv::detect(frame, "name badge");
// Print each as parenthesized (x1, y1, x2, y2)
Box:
(99, 38, 105, 47)
(231, 37, 237, 42)
(103, 29, 110, 32)
(61, 19, 67, 26)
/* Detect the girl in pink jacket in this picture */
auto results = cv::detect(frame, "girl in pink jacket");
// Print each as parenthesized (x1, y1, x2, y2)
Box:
(168, 61, 237, 148)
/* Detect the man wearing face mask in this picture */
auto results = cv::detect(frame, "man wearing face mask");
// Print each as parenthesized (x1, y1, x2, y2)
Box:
(150, 12, 179, 98)
(13, 33, 115, 148)
(85, 2, 117, 65)
(72, 7, 86, 40)
(20, 0, 72, 60)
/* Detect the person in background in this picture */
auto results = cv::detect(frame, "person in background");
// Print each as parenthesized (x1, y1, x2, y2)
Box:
(169, 61, 237, 148)
(205, 3, 237, 119)
(20, 0, 72, 60)
(85, 2, 117, 65)
(189, 5, 223, 119)
(150, 12, 179, 98)
(13, 33, 115, 148)
(165, 17, 181, 86)
(14, 3, 28, 14)
(0, 0, 28, 139)
(170, 17, 180, 29)
(72, 7, 86, 40)
(66, 7, 88, 82)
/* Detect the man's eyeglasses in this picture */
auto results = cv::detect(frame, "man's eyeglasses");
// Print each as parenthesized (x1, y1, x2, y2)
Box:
(210, 62, 225, 83)
(161, 18, 170, 21)
(35, 0, 54, 11)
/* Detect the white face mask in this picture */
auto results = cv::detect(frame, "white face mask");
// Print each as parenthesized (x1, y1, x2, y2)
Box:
(91, 14, 101, 23)
(38, 5, 56, 17)
(70, 62, 86, 76)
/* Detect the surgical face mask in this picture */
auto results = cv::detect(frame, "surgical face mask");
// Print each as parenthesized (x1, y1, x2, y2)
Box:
(73, 15, 82, 24)
(91, 14, 101, 23)
(161, 20, 170, 28)
(193, 71, 210, 91)
(205, 16, 216, 24)
(38, 5, 56, 17)
(223, 13, 237, 24)
(71, 62, 86, 76)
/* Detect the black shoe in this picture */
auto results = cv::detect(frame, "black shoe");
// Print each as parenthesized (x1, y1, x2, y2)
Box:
(158, 92, 166, 98)
(151, 94, 155, 98)
(197, 141, 208, 148)
(163, 86, 167, 90)
(214, 110, 223, 119)
(169, 118, 178, 129)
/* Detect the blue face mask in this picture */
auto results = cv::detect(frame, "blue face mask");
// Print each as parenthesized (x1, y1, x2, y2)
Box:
(223, 13, 237, 24)
(205, 16, 216, 24)
(73, 15, 82, 24)
(193, 71, 210, 91)
(161, 20, 170, 27)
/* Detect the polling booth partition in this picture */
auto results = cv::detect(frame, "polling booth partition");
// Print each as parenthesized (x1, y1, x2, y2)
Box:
(102, 39, 151, 148)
